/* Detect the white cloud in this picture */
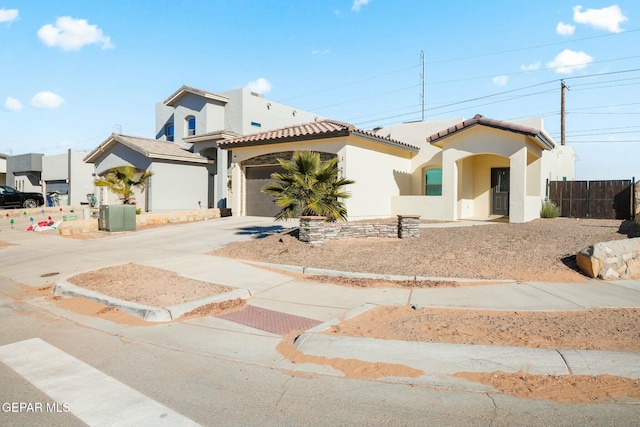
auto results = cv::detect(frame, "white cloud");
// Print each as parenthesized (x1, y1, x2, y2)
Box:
(37, 16, 113, 51)
(0, 8, 18, 23)
(520, 61, 541, 71)
(312, 48, 331, 55)
(352, 0, 370, 12)
(31, 91, 65, 108)
(4, 97, 22, 111)
(556, 21, 575, 35)
(246, 78, 272, 95)
(546, 49, 593, 74)
(573, 5, 628, 33)
(492, 75, 508, 87)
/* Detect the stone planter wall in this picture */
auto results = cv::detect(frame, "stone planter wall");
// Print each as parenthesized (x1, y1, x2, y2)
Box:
(299, 215, 420, 246)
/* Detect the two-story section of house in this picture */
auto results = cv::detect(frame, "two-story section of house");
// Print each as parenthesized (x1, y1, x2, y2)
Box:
(156, 85, 324, 210)
(86, 85, 324, 212)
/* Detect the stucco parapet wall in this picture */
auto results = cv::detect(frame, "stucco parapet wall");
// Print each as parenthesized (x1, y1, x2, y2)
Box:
(576, 237, 640, 280)
(298, 215, 420, 245)
(58, 208, 222, 236)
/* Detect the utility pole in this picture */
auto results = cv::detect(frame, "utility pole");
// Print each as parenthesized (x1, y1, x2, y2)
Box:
(560, 80, 565, 146)
(420, 50, 426, 121)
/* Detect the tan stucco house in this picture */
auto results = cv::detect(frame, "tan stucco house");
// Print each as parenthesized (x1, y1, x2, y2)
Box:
(220, 115, 575, 223)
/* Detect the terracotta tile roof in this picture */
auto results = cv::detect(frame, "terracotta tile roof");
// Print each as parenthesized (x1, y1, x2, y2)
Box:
(84, 134, 210, 164)
(217, 119, 420, 151)
(426, 114, 556, 150)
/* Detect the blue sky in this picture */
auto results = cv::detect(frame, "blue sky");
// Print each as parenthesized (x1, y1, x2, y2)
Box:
(1, 1, 638, 180)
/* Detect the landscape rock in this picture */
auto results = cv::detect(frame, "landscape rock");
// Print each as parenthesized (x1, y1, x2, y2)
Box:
(576, 237, 640, 280)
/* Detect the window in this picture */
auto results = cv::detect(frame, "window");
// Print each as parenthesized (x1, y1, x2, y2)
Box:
(425, 168, 442, 196)
(186, 116, 196, 136)
(165, 123, 174, 142)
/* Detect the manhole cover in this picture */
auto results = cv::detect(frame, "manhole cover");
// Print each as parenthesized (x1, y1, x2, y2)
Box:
(40, 272, 60, 278)
(216, 305, 321, 335)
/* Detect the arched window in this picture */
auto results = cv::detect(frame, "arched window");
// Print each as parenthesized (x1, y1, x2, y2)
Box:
(186, 116, 196, 136)
(165, 123, 174, 142)
(425, 168, 442, 196)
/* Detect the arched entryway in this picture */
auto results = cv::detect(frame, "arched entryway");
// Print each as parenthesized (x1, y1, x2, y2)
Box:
(455, 153, 510, 220)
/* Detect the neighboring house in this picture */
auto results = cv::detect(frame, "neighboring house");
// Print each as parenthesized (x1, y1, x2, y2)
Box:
(6, 153, 42, 195)
(42, 150, 95, 206)
(84, 135, 210, 211)
(0, 154, 6, 185)
(85, 85, 326, 212)
(4, 150, 95, 206)
(219, 115, 575, 223)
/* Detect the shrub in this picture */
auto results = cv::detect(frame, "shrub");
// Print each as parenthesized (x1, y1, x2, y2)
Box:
(540, 200, 561, 218)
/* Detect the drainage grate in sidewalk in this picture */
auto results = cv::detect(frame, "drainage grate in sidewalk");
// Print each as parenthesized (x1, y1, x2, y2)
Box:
(215, 305, 321, 335)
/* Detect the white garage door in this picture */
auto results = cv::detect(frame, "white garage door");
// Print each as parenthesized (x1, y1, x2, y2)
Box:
(245, 166, 284, 217)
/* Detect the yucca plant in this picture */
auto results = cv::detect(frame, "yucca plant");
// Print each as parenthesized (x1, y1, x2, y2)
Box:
(94, 165, 153, 205)
(262, 151, 355, 221)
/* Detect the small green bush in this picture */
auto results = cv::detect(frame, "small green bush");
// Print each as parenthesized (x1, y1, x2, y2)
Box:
(540, 200, 561, 218)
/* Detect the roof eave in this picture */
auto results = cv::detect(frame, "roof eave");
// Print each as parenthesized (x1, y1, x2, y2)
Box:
(164, 86, 229, 107)
(219, 131, 346, 149)
(354, 132, 420, 153)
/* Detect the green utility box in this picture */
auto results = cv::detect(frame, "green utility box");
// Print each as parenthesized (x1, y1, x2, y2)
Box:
(98, 205, 137, 232)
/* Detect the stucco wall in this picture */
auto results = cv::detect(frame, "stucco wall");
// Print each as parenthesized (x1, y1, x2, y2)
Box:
(229, 136, 413, 219)
(41, 150, 94, 205)
(220, 88, 324, 136)
(230, 139, 347, 216)
(342, 142, 412, 219)
(391, 195, 449, 220)
(147, 161, 208, 211)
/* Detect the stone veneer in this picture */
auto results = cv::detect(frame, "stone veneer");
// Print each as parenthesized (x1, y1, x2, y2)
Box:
(299, 215, 420, 245)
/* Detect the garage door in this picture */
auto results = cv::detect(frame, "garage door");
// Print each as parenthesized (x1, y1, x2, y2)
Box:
(245, 166, 284, 217)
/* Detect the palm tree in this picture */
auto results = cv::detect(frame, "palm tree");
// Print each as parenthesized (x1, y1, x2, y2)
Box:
(261, 151, 355, 221)
(94, 166, 153, 205)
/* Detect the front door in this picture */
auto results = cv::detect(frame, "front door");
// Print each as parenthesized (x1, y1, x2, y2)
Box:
(491, 168, 509, 216)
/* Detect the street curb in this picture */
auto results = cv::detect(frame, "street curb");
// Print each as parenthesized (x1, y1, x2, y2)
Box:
(53, 280, 251, 322)
(53, 281, 172, 322)
(293, 304, 640, 379)
(243, 260, 514, 283)
(294, 303, 380, 348)
(167, 288, 251, 319)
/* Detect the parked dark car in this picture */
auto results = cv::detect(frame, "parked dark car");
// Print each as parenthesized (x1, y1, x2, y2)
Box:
(0, 185, 45, 209)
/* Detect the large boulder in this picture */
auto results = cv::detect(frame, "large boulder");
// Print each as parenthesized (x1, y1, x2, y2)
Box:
(576, 238, 640, 279)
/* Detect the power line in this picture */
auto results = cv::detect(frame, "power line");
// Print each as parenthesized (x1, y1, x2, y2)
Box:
(275, 29, 640, 105)
(429, 28, 640, 65)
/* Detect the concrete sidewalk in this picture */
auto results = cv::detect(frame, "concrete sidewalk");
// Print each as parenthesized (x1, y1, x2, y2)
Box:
(3, 216, 640, 390)
(46, 256, 640, 386)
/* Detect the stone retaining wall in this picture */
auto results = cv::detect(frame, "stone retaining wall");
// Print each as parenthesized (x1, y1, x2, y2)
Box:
(58, 208, 221, 236)
(299, 215, 420, 245)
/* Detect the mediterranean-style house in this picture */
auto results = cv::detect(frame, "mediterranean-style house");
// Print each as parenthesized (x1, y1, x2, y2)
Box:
(220, 115, 575, 223)
(84, 85, 575, 223)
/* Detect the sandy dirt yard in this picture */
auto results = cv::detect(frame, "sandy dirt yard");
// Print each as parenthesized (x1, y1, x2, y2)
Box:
(212, 218, 640, 282)
(6, 217, 640, 404)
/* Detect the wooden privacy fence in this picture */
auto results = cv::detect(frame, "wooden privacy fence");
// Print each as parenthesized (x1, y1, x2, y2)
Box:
(547, 179, 635, 220)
